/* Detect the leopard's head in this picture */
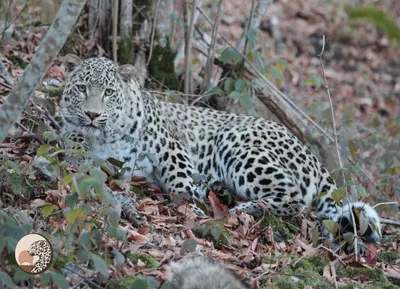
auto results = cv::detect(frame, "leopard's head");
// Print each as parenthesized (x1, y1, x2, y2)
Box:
(61, 55, 140, 137)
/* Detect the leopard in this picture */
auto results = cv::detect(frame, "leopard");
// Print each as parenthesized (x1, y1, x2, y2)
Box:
(60, 54, 381, 248)
(28, 240, 52, 274)
(169, 257, 251, 289)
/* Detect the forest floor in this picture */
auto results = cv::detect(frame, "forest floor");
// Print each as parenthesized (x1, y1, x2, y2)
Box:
(0, 0, 399, 288)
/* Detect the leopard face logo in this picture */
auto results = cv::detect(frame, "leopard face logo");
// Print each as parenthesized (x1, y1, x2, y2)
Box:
(15, 233, 53, 274)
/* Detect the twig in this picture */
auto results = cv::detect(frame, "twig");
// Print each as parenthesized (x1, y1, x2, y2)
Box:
(196, 6, 378, 188)
(0, 56, 14, 86)
(62, 266, 104, 289)
(373, 202, 398, 209)
(0, 0, 30, 39)
(112, 0, 119, 63)
(146, 0, 160, 66)
(317, 35, 358, 261)
(184, 0, 198, 95)
(201, 0, 223, 93)
(380, 218, 400, 227)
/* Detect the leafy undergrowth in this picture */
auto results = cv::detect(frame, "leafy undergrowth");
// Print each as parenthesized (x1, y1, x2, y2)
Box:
(0, 143, 400, 288)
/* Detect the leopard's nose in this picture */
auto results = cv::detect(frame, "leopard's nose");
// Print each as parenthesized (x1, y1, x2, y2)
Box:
(85, 111, 101, 120)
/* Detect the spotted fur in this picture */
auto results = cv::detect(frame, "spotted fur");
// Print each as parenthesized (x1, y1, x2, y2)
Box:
(60, 55, 381, 245)
(28, 240, 52, 274)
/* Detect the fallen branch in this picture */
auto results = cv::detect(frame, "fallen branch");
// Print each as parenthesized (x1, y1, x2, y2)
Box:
(0, 0, 87, 144)
(197, 6, 378, 187)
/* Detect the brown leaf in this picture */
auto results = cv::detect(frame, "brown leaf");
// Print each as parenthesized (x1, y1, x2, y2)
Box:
(208, 191, 229, 219)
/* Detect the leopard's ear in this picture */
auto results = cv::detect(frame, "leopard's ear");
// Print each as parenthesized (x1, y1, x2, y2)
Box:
(63, 54, 82, 74)
(116, 64, 136, 82)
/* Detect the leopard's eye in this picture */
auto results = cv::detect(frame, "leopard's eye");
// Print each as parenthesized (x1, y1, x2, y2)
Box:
(105, 88, 115, 96)
(77, 85, 86, 93)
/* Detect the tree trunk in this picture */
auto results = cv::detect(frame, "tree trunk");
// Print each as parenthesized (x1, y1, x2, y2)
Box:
(88, 0, 99, 34)
(119, 0, 134, 64)
(0, 0, 87, 143)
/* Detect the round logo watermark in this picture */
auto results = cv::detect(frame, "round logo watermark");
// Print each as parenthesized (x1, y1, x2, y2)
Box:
(15, 233, 53, 274)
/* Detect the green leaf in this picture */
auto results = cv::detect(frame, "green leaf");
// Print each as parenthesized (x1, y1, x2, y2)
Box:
(42, 204, 58, 218)
(37, 144, 50, 157)
(0, 271, 15, 289)
(234, 79, 247, 93)
(270, 66, 284, 81)
(43, 131, 58, 142)
(229, 91, 242, 100)
(50, 272, 69, 289)
(276, 59, 288, 71)
(0, 237, 5, 252)
(311, 227, 320, 247)
(342, 232, 355, 243)
(66, 208, 86, 224)
(92, 254, 109, 277)
(78, 163, 91, 174)
(245, 28, 257, 47)
(13, 268, 31, 282)
(131, 278, 151, 289)
(65, 192, 79, 208)
(356, 185, 367, 197)
(220, 47, 242, 64)
(63, 174, 73, 186)
(39, 273, 51, 286)
(89, 167, 108, 183)
(112, 248, 125, 267)
(107, 208, 120, 226)
(161, 281, 177, 289)
(79, 230, 93, 251)
(211, 228, 221, 240)
(323, 220, 339, 234)
(313, 192, 327, 201)
(306, 75, 322, 89)
(180, 238, 197, 254)
(240, 94, 253, 109)
(331, 188, 345, 203)
(250, 79, 263, 90)
(224, 77, 235, 93)
(348, 140, 359, 160)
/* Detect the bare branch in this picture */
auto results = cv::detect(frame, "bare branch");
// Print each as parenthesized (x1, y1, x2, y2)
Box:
(184, 0, 199, 95)
(0, 0, 87, 144)
(147, 0, 161, 66)
(201, 0, 223, 93)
